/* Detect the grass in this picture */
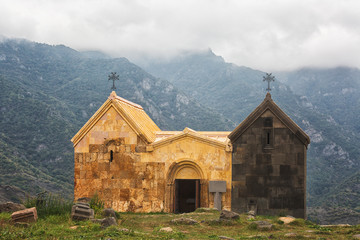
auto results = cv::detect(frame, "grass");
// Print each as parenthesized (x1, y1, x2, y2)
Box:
(24, 192, 73, 218)
(1, 210, 359, 239)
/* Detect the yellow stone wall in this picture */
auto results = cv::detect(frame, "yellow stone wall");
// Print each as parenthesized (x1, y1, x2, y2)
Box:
(74, 106, 232, 212)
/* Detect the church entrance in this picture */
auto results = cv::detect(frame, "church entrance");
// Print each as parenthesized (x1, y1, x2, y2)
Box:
(174, 179, 200, 213)
(166, 160, 206, 213)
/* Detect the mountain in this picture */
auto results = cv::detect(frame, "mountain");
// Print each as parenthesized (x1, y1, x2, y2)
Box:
(0, 39, 234, 200)
(139, 50, 360, 224)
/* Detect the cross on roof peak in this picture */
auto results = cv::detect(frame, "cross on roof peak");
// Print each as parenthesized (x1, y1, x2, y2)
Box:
(108, 72, 119, 90)
(263, 73, 275, 92)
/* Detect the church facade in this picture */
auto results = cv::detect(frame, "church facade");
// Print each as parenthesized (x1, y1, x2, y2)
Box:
(71, 91, 310, 218)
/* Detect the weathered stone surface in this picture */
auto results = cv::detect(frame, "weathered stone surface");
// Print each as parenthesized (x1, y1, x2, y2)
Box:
(71, 203, 94, 221)
(159, 227, 173, 232)
(219, 210, 240, 220)
(0, 202, 26, 213)
(92, 217, 117, 228)
(103, 208, 117, 218)
(252, 221, 273, 230)
(11, 207, 37, 223)
(171, 217, 198, 225)
(279, 216, 296, 224)
(353, 234, 360, 239)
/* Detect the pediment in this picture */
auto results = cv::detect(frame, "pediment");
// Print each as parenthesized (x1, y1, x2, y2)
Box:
(228, 93, 310, 147)
(71, 91, 160, 147)
(151, 127, 231, 151)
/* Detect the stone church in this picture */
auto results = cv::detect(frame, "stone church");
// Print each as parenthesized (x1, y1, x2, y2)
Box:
(71, 90, 310, 218)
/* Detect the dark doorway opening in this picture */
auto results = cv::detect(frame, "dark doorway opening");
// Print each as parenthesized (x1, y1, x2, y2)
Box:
(174, 179, 200, 213)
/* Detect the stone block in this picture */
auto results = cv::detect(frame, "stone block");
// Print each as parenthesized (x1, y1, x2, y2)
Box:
(71, 203, 94, 221)
(11, 207, 38, 223)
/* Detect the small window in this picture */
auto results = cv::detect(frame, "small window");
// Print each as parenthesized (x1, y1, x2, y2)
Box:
(264, 129, 274, 149)
(110, 150, 113, 163)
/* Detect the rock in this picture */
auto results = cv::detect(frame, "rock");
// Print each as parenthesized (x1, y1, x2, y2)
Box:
(0, 202, 26, 213)
(248, 210, 256, 216)
(279, 216, 296, 224)
(119, 228, 129, 232)
(219, 236, 235, 240)
(305, 230, 314, 233)
(159, 227, 173, 232)
(284, 233, 297, 237)
(219, 210, 240, 220)
(253, 221, 273, 230)
(11, 207, 37, 223)
(71, 202, 94, 221)
(171, 217, 198, 225)
(92, 217, 117, 228)
(353, 234, 360, 239)
(69, 226, 78, 230)
(103, 208, 117, 218)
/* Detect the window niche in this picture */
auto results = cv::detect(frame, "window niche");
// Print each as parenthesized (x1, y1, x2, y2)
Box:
(263, 117, 274, 149)
(110, 150, 114, 162)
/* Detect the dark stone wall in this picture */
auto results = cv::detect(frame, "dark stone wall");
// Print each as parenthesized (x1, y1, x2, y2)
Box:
(231, 111, 306, 218)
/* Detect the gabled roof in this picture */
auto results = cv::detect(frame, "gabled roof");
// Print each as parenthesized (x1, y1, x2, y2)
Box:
(71, 91, 160, 146)
(150, 127, 232, 151)
(228, 93, 310, 147)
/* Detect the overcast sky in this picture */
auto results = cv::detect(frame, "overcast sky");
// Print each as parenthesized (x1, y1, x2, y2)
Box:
(1, 0, 360, 71)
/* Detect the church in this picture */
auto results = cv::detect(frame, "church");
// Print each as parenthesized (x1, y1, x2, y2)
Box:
(71, 84, 310, 218)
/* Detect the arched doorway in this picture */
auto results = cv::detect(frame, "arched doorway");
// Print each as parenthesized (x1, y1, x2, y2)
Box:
(166, 161, 206, 213)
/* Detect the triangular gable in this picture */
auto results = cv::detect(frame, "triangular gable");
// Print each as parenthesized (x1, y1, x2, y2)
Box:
(151, 127, 231, 151)
(71, 91, 160, 146)
(228, 93, 310, 147)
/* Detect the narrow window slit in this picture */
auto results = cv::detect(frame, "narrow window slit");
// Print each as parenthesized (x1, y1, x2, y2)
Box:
(110, 150, 113, 162)
(267, 132, 271, 145)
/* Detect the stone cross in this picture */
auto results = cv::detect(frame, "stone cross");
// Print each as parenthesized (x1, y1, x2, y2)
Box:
(263, 73, 275, 92)
(108, 72, 119, 90)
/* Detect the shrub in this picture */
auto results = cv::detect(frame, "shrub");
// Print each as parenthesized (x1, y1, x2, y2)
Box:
(89, 192, 104, 214)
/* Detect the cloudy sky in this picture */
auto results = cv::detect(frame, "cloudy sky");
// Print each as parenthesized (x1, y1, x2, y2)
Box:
(1, 0, 360, 71)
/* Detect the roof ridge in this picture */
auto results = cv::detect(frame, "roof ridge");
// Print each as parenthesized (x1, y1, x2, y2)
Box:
(108, 91, 143, 109)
